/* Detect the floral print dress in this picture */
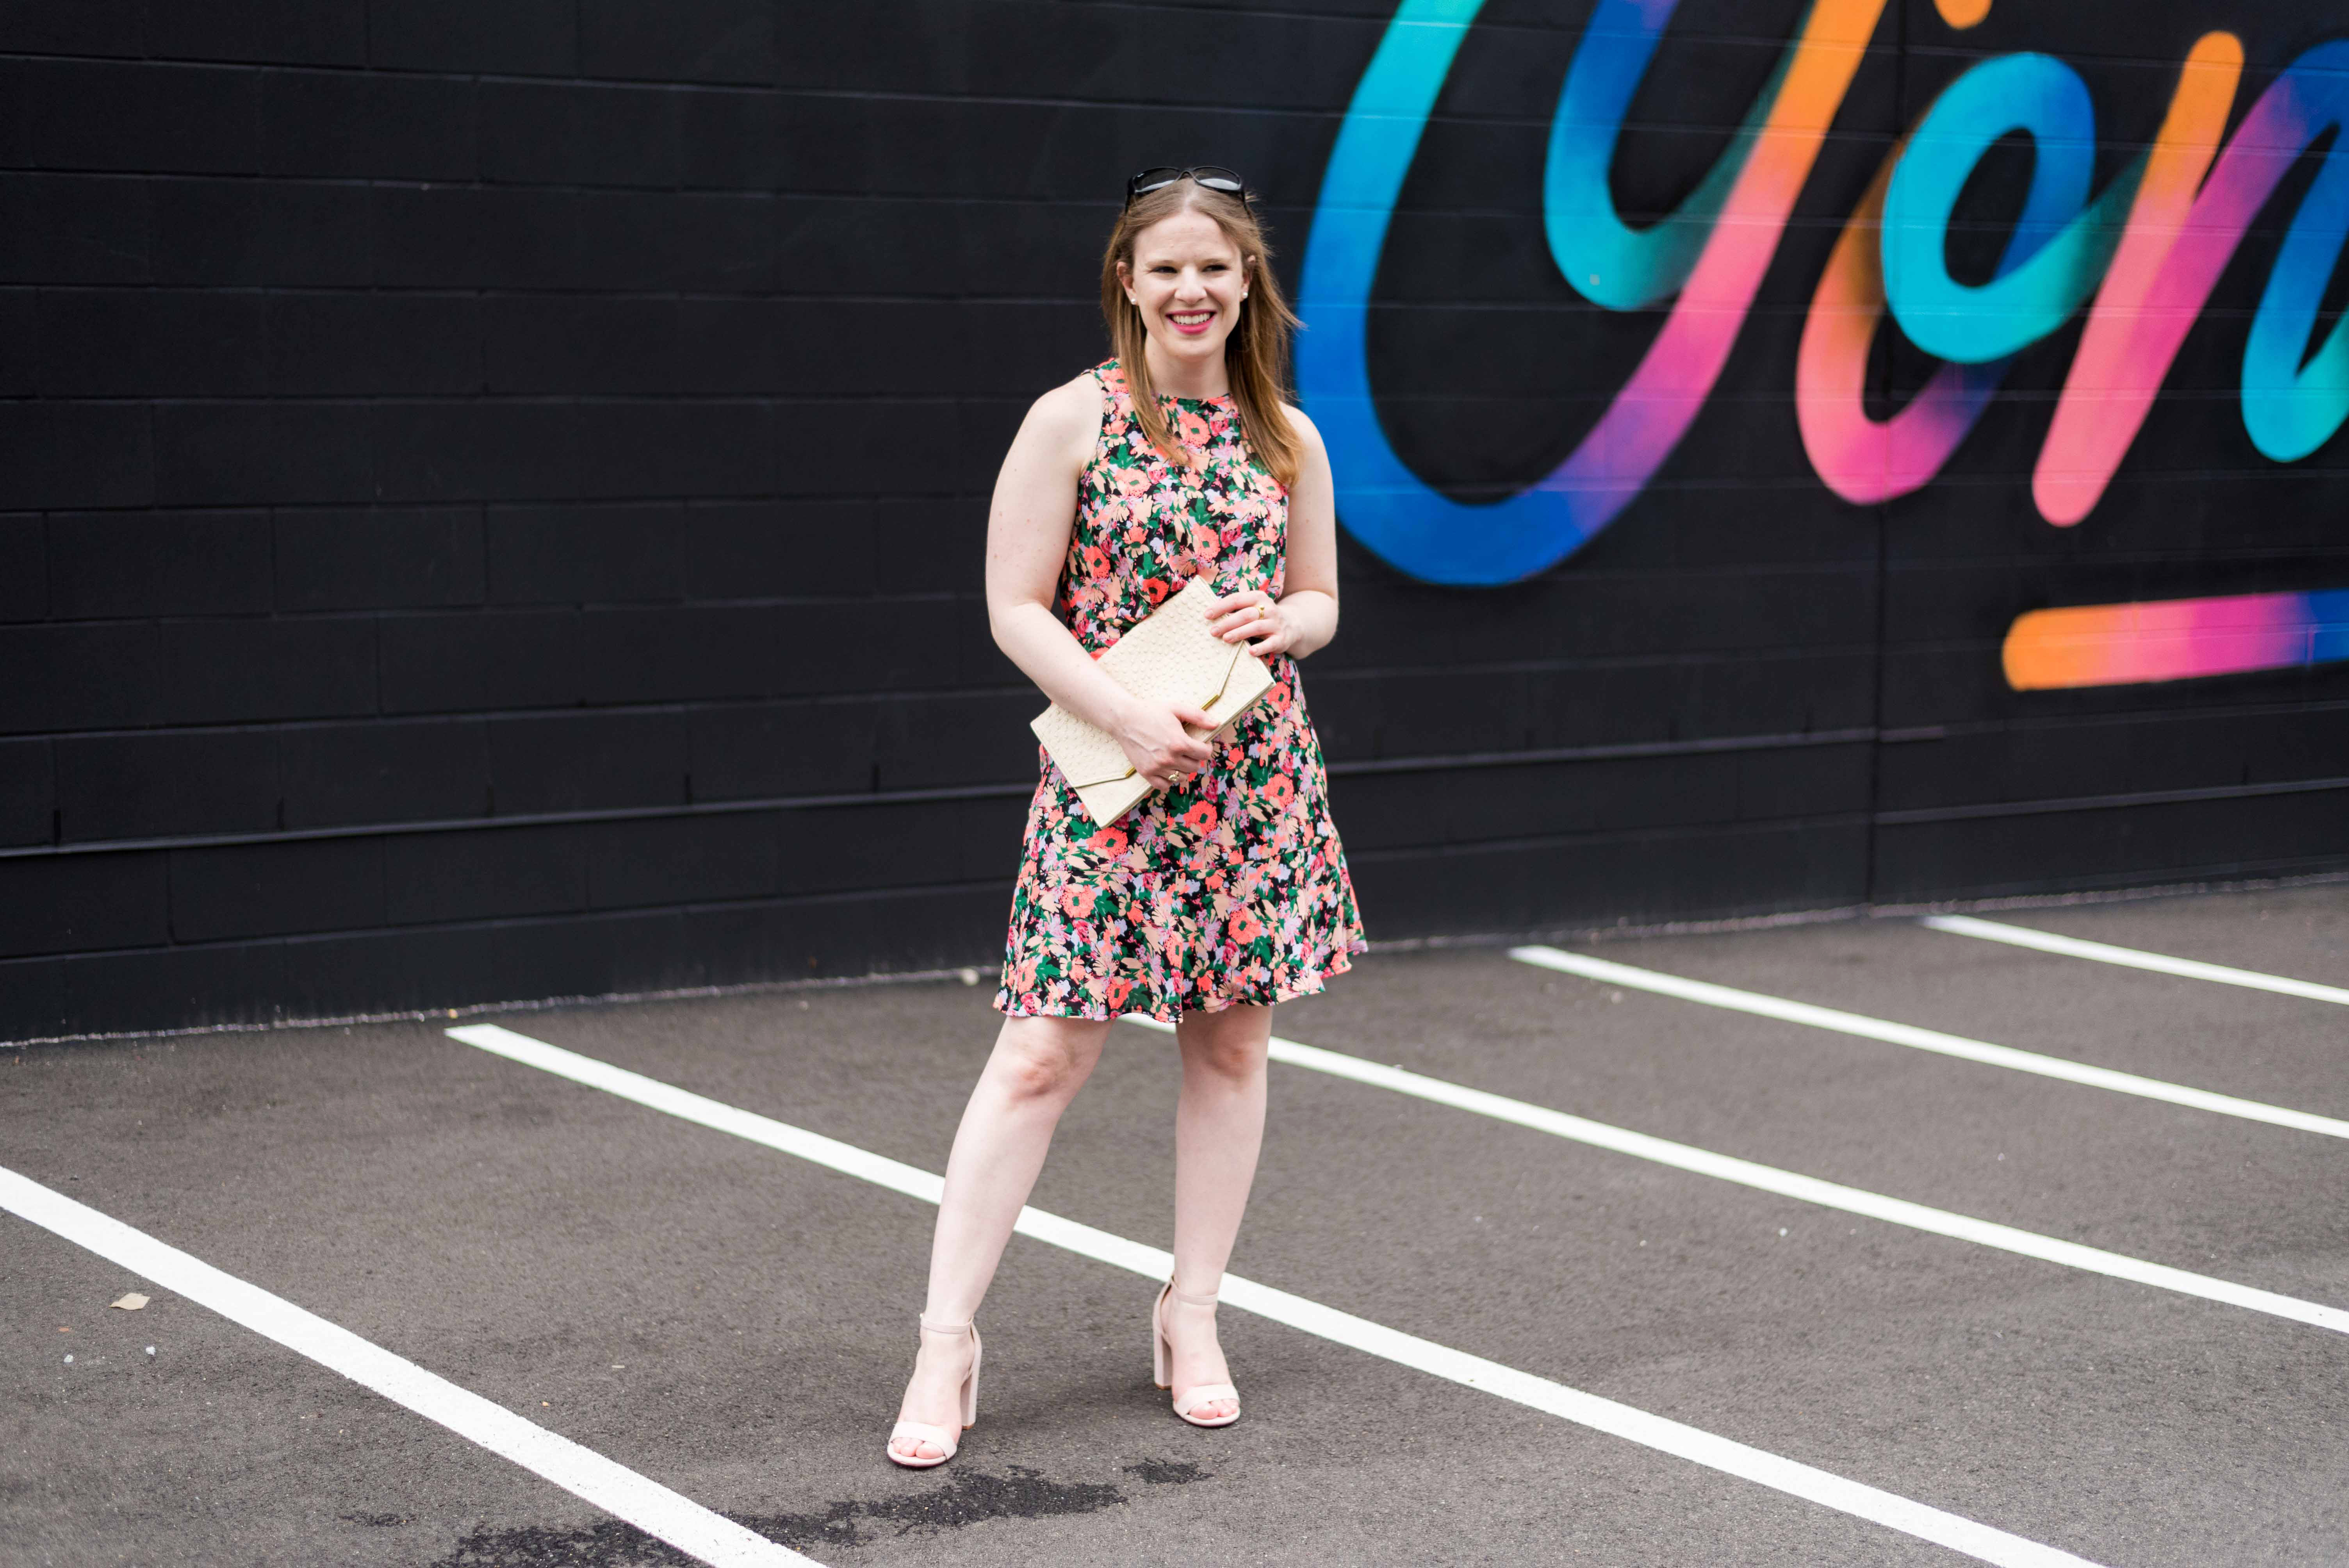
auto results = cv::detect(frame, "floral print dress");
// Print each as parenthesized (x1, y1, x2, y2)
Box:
(994, 361, 1368, 1023)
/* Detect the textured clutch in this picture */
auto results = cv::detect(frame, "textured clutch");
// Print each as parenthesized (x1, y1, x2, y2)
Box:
(1031, 576, 1276, 826)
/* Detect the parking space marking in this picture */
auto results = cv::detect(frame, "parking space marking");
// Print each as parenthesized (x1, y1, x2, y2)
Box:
(448, 1023, 2106, 1568)
(1511, 946, 2349, 1140)
(1120, 1017, 2349, 1334)
(1922, 914, 2349, 1007)
(0, 1165, 812, 1568)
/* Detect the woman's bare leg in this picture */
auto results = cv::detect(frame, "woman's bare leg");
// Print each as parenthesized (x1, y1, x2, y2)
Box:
(1162, 1002, 1272, 1420)
(891, 1013, 1110, 1461)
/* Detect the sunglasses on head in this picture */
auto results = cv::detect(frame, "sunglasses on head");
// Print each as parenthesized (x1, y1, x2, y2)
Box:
(1124, 166, 1251, 208)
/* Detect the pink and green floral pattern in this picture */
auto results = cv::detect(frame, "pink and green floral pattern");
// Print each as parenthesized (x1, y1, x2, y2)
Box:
(995, 361, 1367, 1023)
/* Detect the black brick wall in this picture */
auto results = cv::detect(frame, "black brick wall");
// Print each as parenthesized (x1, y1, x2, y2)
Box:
(5, 0, 2345, 1040)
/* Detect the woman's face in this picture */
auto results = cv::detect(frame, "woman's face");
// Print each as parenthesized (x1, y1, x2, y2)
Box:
(1119, 207, 1249, 373)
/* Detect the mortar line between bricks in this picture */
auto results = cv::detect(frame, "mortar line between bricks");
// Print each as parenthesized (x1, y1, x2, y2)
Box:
(1875, 774, 2349, 825)
(0, 779, 1041, 859)
(0, 729, 1874, 860)
(442, 1021, 2110, 1568)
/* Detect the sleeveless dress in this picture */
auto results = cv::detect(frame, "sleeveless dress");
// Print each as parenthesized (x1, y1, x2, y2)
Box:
(994, 361, 1368, 1023)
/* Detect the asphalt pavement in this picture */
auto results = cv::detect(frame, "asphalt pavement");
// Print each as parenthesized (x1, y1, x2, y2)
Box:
(5, 880, 2346, 1566)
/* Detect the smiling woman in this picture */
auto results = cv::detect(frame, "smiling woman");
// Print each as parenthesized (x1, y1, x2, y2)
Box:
(882, 169, 1367, 1469)
(1102, 169, 1305, 492)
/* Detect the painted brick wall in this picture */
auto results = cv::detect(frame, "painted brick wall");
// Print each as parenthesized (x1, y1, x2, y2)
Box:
(4, 0, 2344, 1040)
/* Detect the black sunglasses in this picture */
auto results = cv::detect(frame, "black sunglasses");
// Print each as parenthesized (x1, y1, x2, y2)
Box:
(1124, 165, 1252, 207)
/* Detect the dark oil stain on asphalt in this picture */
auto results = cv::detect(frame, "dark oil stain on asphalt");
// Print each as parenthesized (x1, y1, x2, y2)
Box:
(1122, 1458, 1210, 1486)
(432, 1515, 695, 1567)
(428, 1459, 1211, 1564)
(762, 1465, 1128, 1551)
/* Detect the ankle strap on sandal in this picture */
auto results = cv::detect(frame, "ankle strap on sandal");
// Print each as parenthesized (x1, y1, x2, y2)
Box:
(918, 1312, 973, 1335)
(1166, 1281, 1220, 1308)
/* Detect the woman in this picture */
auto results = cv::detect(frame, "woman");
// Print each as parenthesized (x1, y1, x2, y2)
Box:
(887, 166, 1367, 1467)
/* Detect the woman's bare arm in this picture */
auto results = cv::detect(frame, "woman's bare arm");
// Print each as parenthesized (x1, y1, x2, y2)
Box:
(1201, 403, 1341, 661)
(1273, 404, 1340, 658)
(984, 376, 1215, 785)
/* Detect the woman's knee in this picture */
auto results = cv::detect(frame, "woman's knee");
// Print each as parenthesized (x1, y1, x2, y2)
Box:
(989, 1025, 1100, 1101)
(1182, 1015, 1269, 1082)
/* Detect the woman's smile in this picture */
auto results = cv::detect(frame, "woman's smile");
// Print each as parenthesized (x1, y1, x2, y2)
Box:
(1167, 308, 1216, 336)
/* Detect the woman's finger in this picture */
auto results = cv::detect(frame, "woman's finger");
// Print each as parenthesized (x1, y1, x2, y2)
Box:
(1233, 615, 1281, 647)
(1217, 601, 1272, 640)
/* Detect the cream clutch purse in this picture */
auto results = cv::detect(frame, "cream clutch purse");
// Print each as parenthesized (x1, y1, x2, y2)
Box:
(1031, 577, 1276, 826)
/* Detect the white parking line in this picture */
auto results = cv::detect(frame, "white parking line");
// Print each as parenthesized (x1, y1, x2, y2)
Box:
(0, 1164, 811, 1568)
(1117, 1017, 2349, 1335)
(1510, 946, 2349, 1141)
(1922, 914, 2349, 1007)
(446, 1023, 2106, 1568)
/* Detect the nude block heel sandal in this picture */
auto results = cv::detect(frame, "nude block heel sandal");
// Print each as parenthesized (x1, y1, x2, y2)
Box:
(886, 1314, 980, 1468)
(1152, 1281, 1240, 1428)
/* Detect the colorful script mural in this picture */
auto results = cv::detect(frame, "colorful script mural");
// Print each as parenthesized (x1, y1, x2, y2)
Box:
(1297, 0, 2349, 690)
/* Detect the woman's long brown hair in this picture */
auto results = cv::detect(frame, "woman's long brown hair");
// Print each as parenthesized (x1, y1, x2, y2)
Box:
(1099, 178, 1305, 491)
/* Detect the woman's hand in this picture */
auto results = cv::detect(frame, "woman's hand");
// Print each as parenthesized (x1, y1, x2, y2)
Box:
(1112, 698, 1218, 792)
(1205, 590, 1296, 658)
